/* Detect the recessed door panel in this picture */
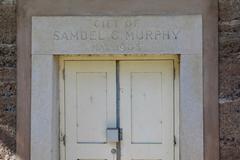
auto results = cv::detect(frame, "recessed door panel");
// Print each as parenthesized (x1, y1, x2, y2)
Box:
(76, 72, 107, 143)
(131, 72, 163, 144)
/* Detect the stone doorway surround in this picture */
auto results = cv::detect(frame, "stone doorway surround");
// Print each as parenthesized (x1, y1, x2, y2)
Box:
(31, 16, 203, 160)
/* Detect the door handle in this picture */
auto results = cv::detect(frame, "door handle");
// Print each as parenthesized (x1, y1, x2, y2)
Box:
(106, 128, 122, 143)
(111, 148, 117, 154)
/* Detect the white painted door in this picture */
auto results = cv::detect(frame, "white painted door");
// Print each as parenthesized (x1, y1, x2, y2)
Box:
(120, 61, 174, 160)
(64, 60, 174, 160)
(65, 61, 117, 160)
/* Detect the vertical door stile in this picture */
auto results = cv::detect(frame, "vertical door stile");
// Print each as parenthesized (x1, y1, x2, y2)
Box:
(65, 61, 117, 160)
(119, 61, 174, 160)
(116, 60, 121, 160)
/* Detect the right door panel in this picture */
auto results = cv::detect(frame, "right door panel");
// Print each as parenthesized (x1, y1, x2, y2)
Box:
(120, 61, 174, 160)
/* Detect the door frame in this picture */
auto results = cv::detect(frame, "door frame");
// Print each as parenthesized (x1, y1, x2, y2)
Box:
(28, 15, 207, 160)
(59, 55, 180, 160)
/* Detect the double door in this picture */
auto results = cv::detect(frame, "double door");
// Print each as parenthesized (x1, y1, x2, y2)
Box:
(64, 60, 175, 160)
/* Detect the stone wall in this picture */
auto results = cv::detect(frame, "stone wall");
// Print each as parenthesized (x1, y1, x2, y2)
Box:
(219, 0, 240, 159)
(0, 0, 16, 159)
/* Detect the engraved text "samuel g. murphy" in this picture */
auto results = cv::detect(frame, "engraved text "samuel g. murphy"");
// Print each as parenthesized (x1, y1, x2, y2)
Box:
(53, 30, 181, 41)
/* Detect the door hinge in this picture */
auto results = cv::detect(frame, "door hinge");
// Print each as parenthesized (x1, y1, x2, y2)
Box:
(119, 128, 123, 141)
(174, 135, 177, 145)
(62, 135, 66, 146)
(63, 68, 65, 80)
(173, 67, 176, 80)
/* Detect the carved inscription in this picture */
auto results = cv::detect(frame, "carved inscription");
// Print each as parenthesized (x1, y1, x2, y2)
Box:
(52, 18, 181, 52)
(53, 30, 180, 41)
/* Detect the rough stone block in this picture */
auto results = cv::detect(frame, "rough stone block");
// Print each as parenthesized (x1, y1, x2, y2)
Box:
(0, 95, 16, 159)
(0, 44, 16, 68)
(219, 0, 240, 21)
(0, 5, 16, 44)
(0, 68, 16, 82)
(219, 75, 240, 102)
(220, 100, 240, 160)
(219, 6, 240, 103)
(219, 19, 240, 33)
(220, 62, 240, 78)
(0, 96, 16, 125)
(0, 96, 16, 160)
(0, 2, 16, 159)
(219, 36, 240, 59)
(0, 0, 15, 5)
(0, 81, 16, 97)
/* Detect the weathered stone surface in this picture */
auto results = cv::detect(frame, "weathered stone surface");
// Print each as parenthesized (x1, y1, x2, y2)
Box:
(0, 0, 15, 5)
(0, 87, 16, 159)
(0, 82, 16, 97)
(0, 85, 16, 160)
(0, 45, 16, 68)
(219, 75, 240, 102)
(0, 5, 16, 44)
(0, 96, 16, 115)
(0, 68, 16, 82)
(219, 20, 240, 33)
(0, 2, 16, 159)
(219, 36, 240, 57)
(219, 0, 240, 21)
(220, 100, 240, 160)
(219, 0, 240, 159)
(219, 61, 240, 102)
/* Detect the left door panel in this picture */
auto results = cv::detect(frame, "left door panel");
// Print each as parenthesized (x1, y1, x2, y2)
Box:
(65, 61, 117, 160)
